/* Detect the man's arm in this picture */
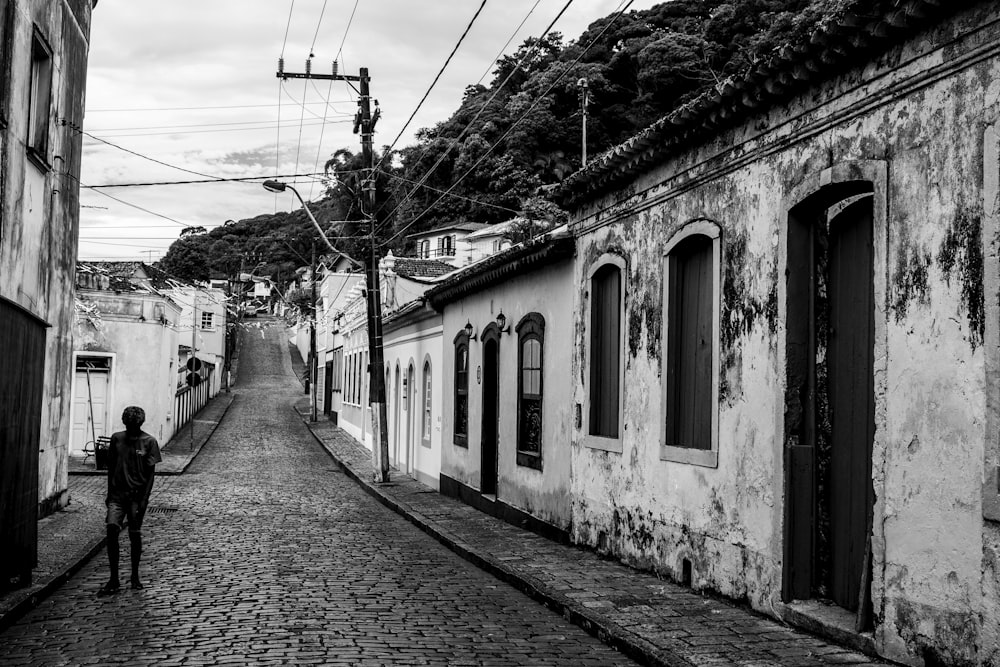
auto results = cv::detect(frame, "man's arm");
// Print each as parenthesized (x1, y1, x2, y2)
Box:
(105, 435, 118, 500)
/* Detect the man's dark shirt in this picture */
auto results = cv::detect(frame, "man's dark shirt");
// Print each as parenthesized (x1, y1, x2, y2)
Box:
(107, 430, 162, 502)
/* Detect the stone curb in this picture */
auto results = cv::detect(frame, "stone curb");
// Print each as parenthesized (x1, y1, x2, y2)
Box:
(0, 535, 107, 634)
(298, 411, 693, 667)
(160, 393, 237, 475)
(1, 394, 235, 633)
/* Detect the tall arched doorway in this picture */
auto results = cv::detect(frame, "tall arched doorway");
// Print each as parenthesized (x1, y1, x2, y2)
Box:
(784, 181, 876, 625)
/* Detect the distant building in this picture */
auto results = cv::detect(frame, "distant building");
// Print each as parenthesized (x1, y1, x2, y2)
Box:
(408, 222, 489, 266)
(73, 265, 182, 450)
(0, 0, 97, 591)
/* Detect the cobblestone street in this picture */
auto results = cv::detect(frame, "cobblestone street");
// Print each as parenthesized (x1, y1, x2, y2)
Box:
(0, 323, 635, 666)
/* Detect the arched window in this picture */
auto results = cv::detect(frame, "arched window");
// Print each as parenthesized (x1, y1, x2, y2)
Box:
(661, 221, 721, 467)
(422, 359, 432, 447)
(453, 331, 470, 446)
(516, 313, 545, 470)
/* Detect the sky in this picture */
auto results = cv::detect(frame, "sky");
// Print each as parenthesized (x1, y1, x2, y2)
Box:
(78, 0, 665, 262)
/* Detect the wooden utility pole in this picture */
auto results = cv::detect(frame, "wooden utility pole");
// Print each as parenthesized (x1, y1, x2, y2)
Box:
(310, 243, 318, 422)
(578, 78, 589, 167)
(277, 60, 390, 482)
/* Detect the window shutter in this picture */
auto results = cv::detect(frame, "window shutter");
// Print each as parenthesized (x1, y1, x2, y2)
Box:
(590, 265, 621, 437)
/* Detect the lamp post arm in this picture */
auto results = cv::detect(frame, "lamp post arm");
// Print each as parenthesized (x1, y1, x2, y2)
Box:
(285, 184, 363, 269)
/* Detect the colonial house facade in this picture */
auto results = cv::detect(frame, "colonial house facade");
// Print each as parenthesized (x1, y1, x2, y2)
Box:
(427, 230, 576, 535)
(73, 265, 182, 451)
(74, 263, 224, 448)
(553, 0, 1000, 664)
(0, 0, 96, 591)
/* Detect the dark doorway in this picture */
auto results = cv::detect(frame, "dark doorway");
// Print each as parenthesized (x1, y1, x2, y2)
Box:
(784, 185, 875, 622)
(323, 361, 333, 416)
(0, 300, 46, 592)
(481, 330, 500, 497)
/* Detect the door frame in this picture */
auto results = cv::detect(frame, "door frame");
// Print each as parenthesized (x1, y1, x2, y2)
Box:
(406, 362, 415, 475)
(780, 163, 889, 625)
(69, 351, 116, 457)
(480, 323, 501, 497)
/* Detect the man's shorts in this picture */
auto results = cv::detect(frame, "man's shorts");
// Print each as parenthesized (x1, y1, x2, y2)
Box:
(106, 496, 147, 531)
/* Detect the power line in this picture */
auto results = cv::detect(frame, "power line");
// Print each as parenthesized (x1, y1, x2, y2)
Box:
(73, 125, 223, 181)
(82, 171, 335, 189)
(87, 119, 353, 139)
(376, 0, 577, 226)
(309, 0, 329, 54)
(374, 0, 490, 175)
(86, 101, 351, 113)
(381, 170, 519, 214)
(475, 0, 542, 86)
(86, 115, 352, 134)
(281, 0, 295, 58)
(383, 0, 635, 247)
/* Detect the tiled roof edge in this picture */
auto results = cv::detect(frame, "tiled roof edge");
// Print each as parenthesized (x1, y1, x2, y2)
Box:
(554, 0, 973, 208)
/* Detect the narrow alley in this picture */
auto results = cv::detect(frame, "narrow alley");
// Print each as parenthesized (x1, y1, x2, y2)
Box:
(0, 323, 635, 666)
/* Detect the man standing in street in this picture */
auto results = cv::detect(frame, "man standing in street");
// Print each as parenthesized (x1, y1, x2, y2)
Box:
(98, 406, 162, 596)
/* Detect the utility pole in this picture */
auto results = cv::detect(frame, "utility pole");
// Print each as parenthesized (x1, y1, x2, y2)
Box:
(310, 243, 318, 422)
(277, 59, 390, 482)
(578, 78, 589, 167)
(191, 291, 197, 452)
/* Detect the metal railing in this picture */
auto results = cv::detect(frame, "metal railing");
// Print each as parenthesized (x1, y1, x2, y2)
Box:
(173, 368, 213, 438)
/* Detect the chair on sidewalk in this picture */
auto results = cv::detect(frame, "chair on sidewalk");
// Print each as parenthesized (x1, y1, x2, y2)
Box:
(83, 435, 111, 469)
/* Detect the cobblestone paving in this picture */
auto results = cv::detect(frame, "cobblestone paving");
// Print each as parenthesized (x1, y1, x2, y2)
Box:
(0, 323, 636, 666)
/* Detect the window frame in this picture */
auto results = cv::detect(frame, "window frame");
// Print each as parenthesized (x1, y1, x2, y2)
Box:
(332, 347, 343, 392)
(421, 357, 432, 448)
(660, 221, 722, 468)
(453, 330, 470, 447)
(26, 26, 53, 170)
(200, 311, 214, 330)
(0, 0, 14, 129)
(516, 312, 545, 470)
(583, 254, 627, 453)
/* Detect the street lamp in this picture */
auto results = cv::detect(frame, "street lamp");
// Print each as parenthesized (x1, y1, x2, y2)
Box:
(262, 180, 361, 269)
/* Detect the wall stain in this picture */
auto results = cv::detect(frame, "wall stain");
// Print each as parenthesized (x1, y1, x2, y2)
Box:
(893, 600, 979, 667)
(720, 229, 778, 403)
(937, 207, 984, 349)
(890, 244, 931, 323)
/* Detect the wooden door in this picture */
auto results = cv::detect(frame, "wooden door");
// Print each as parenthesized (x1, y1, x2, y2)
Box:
(481, 336, 499, 496)
(826, 198, 875, 612)
(0, 301, 46, 592)
(783, 188, 875, 618)
(323, 361, 333, 415)
(71, 362, 110, 456)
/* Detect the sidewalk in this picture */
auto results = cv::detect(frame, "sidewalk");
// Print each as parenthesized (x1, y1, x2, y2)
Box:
(68, 393, 234, 476)
(298, 401, 889, 667)
(0, 393, 234, 632)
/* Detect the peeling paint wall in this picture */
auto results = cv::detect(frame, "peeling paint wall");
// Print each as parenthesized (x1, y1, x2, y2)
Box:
(568, 4, 1000, 665)
(0, 0, 93, 516)
(440, 258, 575, 529)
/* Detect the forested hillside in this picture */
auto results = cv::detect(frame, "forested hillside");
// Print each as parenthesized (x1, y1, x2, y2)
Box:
(161, 0, 840, 283)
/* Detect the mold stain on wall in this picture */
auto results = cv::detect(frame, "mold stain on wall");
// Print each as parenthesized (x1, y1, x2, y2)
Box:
(936, 206, 984, 349)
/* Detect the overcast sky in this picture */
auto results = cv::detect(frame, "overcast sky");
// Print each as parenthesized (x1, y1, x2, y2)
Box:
(78, 0, 663, 262)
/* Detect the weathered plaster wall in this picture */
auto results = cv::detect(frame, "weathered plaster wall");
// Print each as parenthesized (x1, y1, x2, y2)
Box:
(73, 293, 181, 448)
(383, 315, 443, 490)
(569, 5, 1000, 665)
(440, 258, 575, 529)
(0, 1, 92, 514)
